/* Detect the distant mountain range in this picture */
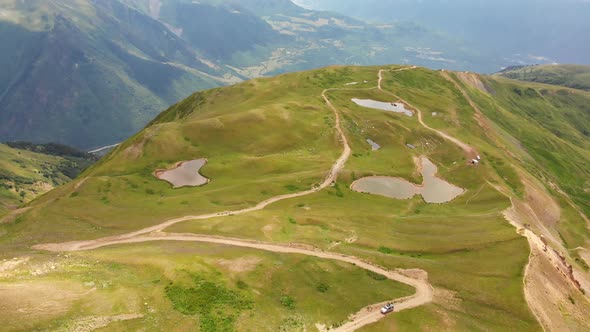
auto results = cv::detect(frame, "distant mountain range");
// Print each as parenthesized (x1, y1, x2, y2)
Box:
(2, 0, 589, 149)
(295, 0, 590, 66)
(0, 0, 502, 149)
(0, 0, 230, 150)
(497, 64, 590, 91)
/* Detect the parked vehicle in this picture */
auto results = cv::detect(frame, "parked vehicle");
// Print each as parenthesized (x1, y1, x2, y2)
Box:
(380, 303, 395, 314)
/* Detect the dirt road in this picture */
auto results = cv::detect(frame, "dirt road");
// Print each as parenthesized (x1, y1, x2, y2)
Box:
(36, 89, 352, 250)
(40, 67, 473, 250)
(88, 143, 120, 155)
(378, 69, 478, 158)
(37, 231, 433, 331)
(34, 68, 436, 331)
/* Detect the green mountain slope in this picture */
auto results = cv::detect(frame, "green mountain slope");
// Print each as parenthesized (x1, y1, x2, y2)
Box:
(1, 0, 490, 149)
(0, 0, 228, 149)
(497, 64, 590, 91)
(2, 65, 589, 330)
(463, 74, 590, 247)
(0, 142, 95, 217)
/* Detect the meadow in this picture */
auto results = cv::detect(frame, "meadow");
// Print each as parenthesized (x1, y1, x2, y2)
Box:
(2, 65, 589, 330)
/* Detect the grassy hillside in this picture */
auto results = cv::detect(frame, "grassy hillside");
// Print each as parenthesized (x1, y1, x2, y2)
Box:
(1, 0, 523, 150)
(497, 64, 590, 91)
(454, 75, 590, 249)
(1, 65, 589, 330)
(0, 0, 227, 149)
(0, 0, 450, 150)
(0, 143, 95, 216)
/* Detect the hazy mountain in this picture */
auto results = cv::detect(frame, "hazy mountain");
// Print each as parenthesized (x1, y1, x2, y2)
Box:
(0, 0, 230, 149)
(0, 0, 472, 149)
(122, 0, 479, 72)
(497, 64, 590, 91)
(295, 0, 590, 66)
(3, 0, 587, 150)
(124, 0, 290, 60)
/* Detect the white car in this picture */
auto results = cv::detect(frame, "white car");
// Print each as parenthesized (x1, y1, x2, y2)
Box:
(380, 303, 395, 314)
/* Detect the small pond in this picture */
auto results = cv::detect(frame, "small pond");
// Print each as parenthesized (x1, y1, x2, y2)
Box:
(351, 176, 419, 200)
(154, 159, 210, 188)
(351, 98, 413, 116)
(366, 138, 381, 151)
(351, 157, 464, 203)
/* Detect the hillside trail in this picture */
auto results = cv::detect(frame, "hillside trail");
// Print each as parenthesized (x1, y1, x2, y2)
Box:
(87, 143, 120, 154)
(38, 231, 434, 332)
(378, 68, 478, 158)
(36, 91, 352, 246)
(34, 67, 443, 330)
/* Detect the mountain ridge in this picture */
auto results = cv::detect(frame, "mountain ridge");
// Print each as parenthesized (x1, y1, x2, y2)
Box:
(0, 0, 507, 149)
(496, 64, 590, 91)
(1, 64, 589, 330)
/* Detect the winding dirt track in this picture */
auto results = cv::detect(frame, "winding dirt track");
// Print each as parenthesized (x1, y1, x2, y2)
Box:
(378, 68, 478, 158)
(38, 231, 433, 332)
(34, 68, 441, 331)
(35, 91, 352, 248)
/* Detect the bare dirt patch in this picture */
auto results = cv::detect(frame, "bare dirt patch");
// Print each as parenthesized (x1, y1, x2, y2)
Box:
(344, 231, 358, 244)
(0, 257, 29, 276)
(122, 128, 158, 160)
(61, 313, 143, 332)
(0, 281, 91, 327)
(503, 188, 590, 331)
(433, 288, 463, 312)
(397, 268, 428, 282)
(261, 223, 278, 240)
(122, 141, 145, 160)
(217, 256, 262, 273)
(579, 249, 590, 267)
(524, 245, 590, 331)
(0, 207, 31, 224)
(33, 181, 54, 193)
(455, 72, 491, 94)
(523, 177, 561, 229)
